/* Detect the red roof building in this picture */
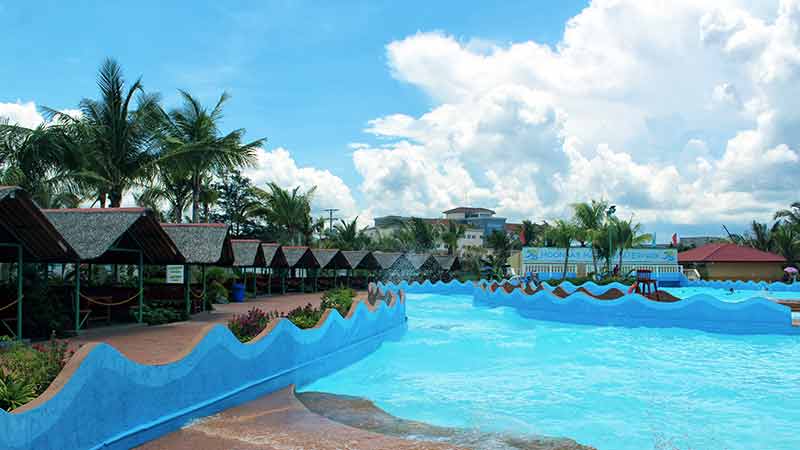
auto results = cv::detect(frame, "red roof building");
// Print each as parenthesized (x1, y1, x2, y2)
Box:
(679, 243, 786, 281)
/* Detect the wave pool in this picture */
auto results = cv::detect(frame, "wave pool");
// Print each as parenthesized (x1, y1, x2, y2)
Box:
(301, 293, 800, 450)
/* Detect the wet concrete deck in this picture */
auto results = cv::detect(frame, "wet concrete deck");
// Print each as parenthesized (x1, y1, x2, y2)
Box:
(137, 387, 460, 450)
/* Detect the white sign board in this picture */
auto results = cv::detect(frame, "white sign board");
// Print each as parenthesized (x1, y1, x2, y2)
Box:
(522, 247, 677, 265)
(166, 265, 184, 284)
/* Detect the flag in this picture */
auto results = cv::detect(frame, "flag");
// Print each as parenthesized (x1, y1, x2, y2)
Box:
(671, 233, 679, 246)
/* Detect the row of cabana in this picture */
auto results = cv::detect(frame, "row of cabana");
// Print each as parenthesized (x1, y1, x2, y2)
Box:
(0, 186, 460, 339)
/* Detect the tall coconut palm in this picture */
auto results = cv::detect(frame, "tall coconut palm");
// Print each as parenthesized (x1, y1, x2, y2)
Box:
(395, 218, 439, 252)
(612, 217, 652, 273)
(58, 58, 163, 207)
(253, 182, 316, 245)
(158, 90, 264, 222)
(440, 220, 466, 255)
(547, 219, 577, 280)
(772, 223, 799, 265)
(572, 200, 608, 274)
(333, 217, 368, 250)
(136, 160, 193, 223)
(775, 202, 800, 230)
(0, 119, 82, 207)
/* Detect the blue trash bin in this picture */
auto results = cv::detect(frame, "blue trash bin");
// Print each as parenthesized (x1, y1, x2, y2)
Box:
(231, 283, 245, 303)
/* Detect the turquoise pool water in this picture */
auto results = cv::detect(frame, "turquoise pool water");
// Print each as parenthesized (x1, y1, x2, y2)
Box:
(661, 286, 800, 303)
(301, 293, 800, 450)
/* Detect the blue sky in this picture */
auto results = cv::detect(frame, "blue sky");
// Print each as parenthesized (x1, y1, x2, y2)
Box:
(2, 1, 798, 241)
(1, 0, 586, 185)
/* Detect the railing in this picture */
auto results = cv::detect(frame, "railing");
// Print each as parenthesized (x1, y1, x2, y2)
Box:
(621, 264, 683, 275)
(523, 264, 578, 274)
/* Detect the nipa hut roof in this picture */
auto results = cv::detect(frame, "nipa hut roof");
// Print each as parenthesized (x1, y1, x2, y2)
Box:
(45, 208, 183, 264)
(261, 244, 289, 268)
(405, 253, 440, 271)
(310, 248, 350, 270)
(434, 255, 460, 271)
(0, 187, 77, 262)
(372, 251, 403, 270)
(341, 250, 380, 270)
(283, 246, 320, 269)
(161, 223, 234, 265)
(231, 239, 265, 267)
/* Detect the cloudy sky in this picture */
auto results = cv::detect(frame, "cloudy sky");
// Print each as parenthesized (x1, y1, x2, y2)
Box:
(2, 0, 798, 240)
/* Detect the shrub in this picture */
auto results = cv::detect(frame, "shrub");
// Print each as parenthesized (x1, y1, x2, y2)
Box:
(134, 302, 187, 326)
(286, 303, 324, 329)
(228, 307, 278, 342)
(320, 288, 356, 317)
(0, 333, 76, 411)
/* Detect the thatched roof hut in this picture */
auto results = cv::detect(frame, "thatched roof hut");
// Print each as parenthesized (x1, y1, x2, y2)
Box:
(341, 250, 380, 271)
(372, 251, 404, 270)
(405, 253, 441, 272)
(0, 187, 76, 262)
(45, 208, 183, 264)
(262, 244, 289, 269)
(283, 246, 320, 269)
(310, 248, 350, 270)
(161, 223, 234, 265)
(231, 239, 265, 267)
(434, 255, 461, 271)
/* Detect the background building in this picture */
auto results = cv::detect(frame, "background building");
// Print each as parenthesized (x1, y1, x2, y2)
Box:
(678, 243, 786, 281)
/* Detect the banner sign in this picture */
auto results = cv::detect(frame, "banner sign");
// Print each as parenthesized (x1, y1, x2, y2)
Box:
(166, 265, 184, 284)
(522, 247, 677, 265)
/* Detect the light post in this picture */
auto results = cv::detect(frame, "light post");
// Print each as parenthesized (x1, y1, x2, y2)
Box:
(606, 205, 616, 274)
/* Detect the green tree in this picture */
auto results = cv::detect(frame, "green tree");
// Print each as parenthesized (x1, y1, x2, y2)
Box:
(136, 160, 192, 222)
(572, 199, 608, 274)
(332, 217, 369, 250)
(64, 58, 163, 207)
(395, 218, 439, 252)
(775, 202, 800, 230)
(440, 220, 466, 255)
(211, 170, 264, 237)
(547, 219, 577, 280)
(772, 223, 799, 265)
(158, 91, 264, 222)
(253, 182, 316, 245)
(0, 119, 82, 208)
(612, 216, 652, 273)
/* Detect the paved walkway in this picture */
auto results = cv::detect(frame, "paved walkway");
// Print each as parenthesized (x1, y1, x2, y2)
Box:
(69, 292, 345, 365)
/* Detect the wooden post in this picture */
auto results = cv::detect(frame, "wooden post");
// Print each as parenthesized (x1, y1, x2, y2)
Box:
(184, 264, 191, 316)
(74, 262, 80, 334)
(138, 252, 144, 323)
(16, 246, 22, 340)
(201, 265, 206, 312)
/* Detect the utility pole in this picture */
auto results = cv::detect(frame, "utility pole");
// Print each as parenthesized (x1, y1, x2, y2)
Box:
(323, 208, 339, 233)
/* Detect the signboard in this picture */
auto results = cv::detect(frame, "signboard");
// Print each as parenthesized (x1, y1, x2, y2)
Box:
(522, 247, 677, 265)
(166, 265, 184, 284)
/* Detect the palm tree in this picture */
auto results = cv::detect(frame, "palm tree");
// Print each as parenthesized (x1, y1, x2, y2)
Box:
(253, 182, 316, 245)
(772, 223, 799, 265)
(198, 180, 220, 223)
(333, 217, 369, 250)
(547, 219, 577, 280)
(572, 200, 608, 274)
(612, 217, 652, 273)
(440, 220, 466, 255)
(0, 119, 82, 208)
(395, 218, 439, 252)
(775, 202, 800, 230)
(136, 160, 192, 222)
(158, 91, 264, 222)
(58, 58, 163, 207)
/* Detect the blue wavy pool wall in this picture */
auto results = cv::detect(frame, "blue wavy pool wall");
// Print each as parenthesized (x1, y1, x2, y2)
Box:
(0, 296, 407, 450)
(381, 279, 798, 335)
(687, 279, 800, 291)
